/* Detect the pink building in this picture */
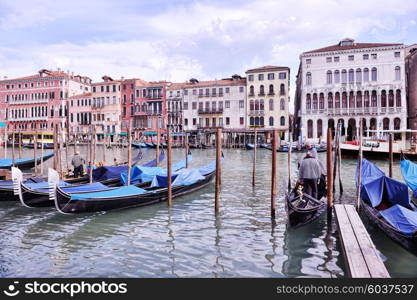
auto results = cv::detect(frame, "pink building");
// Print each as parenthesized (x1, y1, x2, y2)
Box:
(0, 69, 91, 142)
(68, 92, 92, 138)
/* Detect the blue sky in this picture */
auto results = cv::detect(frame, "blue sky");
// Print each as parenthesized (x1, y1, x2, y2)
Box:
(1, 0, 417, 100)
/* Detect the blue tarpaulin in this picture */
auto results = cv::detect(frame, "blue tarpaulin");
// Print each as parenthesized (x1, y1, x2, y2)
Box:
(198, 159, 218, 176)
(0, 152, 54, 168)
(150, 168, 205, 188)
(70, 185, 147, 200)
(380, 204, 417, 237)
(27, 180, 69, 192)
(358, 159, 411, 209)
(62, 182, 111, 193)
(92, 165, 128, 182)
(400, 159, 417, 198)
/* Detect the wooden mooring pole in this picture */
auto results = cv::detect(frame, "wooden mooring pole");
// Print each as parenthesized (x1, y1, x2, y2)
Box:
(12, 131, 15, 167)
(389, 133, 393, 178)
(89, 126, 93, 184)
(215, 128, 222, 213)
(53, 125, 58, 170)
(252, 128, 257, 187)
(34, 130, 38, 176)
(40, 131, 44, 176)
(287, 133, 292, 191)
(271, 130, 277, 219)
(185, 132, 189, 168)
(18, 131, 22, 158)
(356, 120, 363, 211)
(3, 127, 7, 159)
(327, 128, 334, 217)
(127, 124, 132, 186)
(167, 129, 172, 207)
(156, 129, 160, 166)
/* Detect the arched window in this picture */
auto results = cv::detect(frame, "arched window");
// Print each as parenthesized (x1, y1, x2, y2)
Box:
(356, 91, 362, 108)
(364, 91, 370, 107)
(312, 93, 318, 109)
(254, 117, 259, 125)
(269, 116, 274, 126)
(269, 99, 274, 111)
(342, 92, 347, 108)
(280, 116, 285, 126)
(259, 99, 264, 111)
(371, 67, 377, 81)
(349, 91, 355, 108)
(306, 72, 312, 85)
(381, 90, 387, 107)
(327, 71, 332, 84)
(280, 98, 285, 110)
(341, 69, 347, 83)
(250, 117, 254, 126)
(395, 66, 401, 80)
(328, 92, 333, 108)
(396, 89, 401, 107)
(306, 94, 311, 109)
(335, 92, 340, 108)
(250, 99, 254, 111)
(363, 68, 369, 82)
(268, 84, 274, 95)
(259, 85, 264, 95)
(280, 84, 285, 95)
(307, 120, 313, 138)
(319, 93, 324, 109)
(356, 68, 362, 82)
(383, 118, 390, 130)
(254, 99, 259, 110)
(371, 91, 377, 107)
(334, 70, 340, 83)
(317, 119, 323, 138)
(260, 117, 264, 126)
(348, 69, 354, 83)
(249, 85, 254, 95)
(388, 90, 394, 107)
(394, 118, 401, 130)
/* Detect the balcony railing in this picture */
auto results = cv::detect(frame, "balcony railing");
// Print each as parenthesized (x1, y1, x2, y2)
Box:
(197, 125, 224, 129)
(308, 106, 404, 116)
(249, 124, 265, 128)
(198, 108, 224, 114)
(147, 110, 162, 115)
(267, 92, 275, 96)
(258, 92, 265, 96)
(9, 99, 49, 105)
(248, 93, 255, 97)
(248, 110, 265, 116)
(9, 116, 48, 121)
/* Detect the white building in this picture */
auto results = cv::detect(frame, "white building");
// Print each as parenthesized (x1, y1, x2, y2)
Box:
(181, 75, 247, 131)
(294, 38, 408, 144)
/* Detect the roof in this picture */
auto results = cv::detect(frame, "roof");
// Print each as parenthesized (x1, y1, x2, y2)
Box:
(304, 41, 403, 54)
(67, 92, 92, 99)
(246, 65, 289, 73)
(167, 78, 246, 89)
(0, 69, 92, 84)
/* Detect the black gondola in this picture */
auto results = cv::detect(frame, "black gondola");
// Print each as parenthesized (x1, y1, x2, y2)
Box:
(358, 159, 417, 255)
(245, 143, 255, 150)
(51, 165, 216, 214)
(145, 142, 157, 148)
(285, 176, 327, 227)
(0, 152, 54, 170)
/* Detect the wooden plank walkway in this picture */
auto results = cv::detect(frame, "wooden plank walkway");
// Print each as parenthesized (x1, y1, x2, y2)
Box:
(334, 204, 390, 278)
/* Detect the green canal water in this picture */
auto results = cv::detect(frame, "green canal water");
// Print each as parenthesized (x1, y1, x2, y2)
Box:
(0, 146, 416, 277)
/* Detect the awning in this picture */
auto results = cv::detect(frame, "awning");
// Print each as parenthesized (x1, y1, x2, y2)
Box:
(0, 122, 6, 128)
(143, 131, 157, 136)
(119, 132, 127, 136)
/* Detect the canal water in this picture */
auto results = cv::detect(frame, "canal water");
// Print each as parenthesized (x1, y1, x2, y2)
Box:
(0, 146, 416, 277)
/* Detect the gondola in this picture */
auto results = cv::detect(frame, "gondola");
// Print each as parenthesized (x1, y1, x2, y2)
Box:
(358, 159, 417, 255)
(51, 159, 216, 214)
(13, 154, 191, 208)
(145, 142, 157, 148)
(24, 143, 57, 149)
(0, 152, 54, 170)
(245, 143, 255, 150)
(400, 157, 417, 199)
(285, 175, 327, 227)
(132, 142, 147, 148)
(260, 143, 270, 149)
(0, 177, 45, 201)
(201, 143, 212, 149)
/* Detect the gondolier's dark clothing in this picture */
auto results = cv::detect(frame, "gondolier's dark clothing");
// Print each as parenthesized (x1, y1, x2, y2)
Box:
(299, 156, 321, 198)
(71, 154, 85, 178)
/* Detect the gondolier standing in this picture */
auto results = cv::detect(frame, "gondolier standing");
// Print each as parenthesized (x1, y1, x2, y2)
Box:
(71, 151, 85, 178)
(298, 151, 321, 198)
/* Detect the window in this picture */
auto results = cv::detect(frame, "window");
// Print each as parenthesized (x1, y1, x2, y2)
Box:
(239, 100, 244, 108)
(280, 84, 285, 95)
(268, 84, 274, 95)
(225, 101, 230, 108)
(240, 117, 244, 125)
(239, 86, 244, 93)
(326, 71, 332, 84)
(184, 119, 188, 126)
(371, 67, 377, 81)
(192, 102, 197, 109)
(348, 69, 354, 83)
(248, 75, 254, 81)
(348, 55, 354, 61)
(395, 66, 401, 80)
(334, 56, 340, 62)
(225, 87, 230, 93)
(334, 70, 340, 83)
(371, 53, 377, 59)
(193, 89, 196, 95)
(279, 72, 286, 79)
(193, 118, 196, 125)
(258, 74, 264, 81)
(306, 58, 311, 64)
(363, 54, 369, 60)
(269, 117, 274, 126)
(280, 98, 285, 110)
(341, 70, 347, 83)
(268, 73, 274, 80)
(394, 51, 401, 58)
(184, 102, 188, 110)
(269, 99, 274, 110)
(219, 88, 223, 95)
(184, 89, 188, 95)
(226, 117, 230, 125)
(356, 69, 362, 83)
(363, 68, 369, 82)
(280, 116, 285, 126)
(259, 85, 265, 95)
(306, 72, 312, 85)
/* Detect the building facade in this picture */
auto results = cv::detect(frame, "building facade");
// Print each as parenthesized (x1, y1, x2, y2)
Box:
(68, 92, 92, 137)
(0, 69, 91, 142)
(181, 75, 247, 132)
(406, 45, 417, 136)
(166, 83, 184, 134)
(245, 66, 290, 135)
(294, 38, 408, 144)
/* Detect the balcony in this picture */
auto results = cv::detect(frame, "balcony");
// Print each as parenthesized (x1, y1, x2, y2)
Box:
(145, 95, 162, 100)
(248, 110, 265, 116)
(248, 93, 255, 97)
(280, 91, 286, 96)
(197, 124, 224, 129)
(267, 92, 275, 96)
(249, 124, 265, 128)
(198, 108, 224, 114)
(9, 116, 49, 121)
(258, 92, 265, 97)
(9, 98, 49, 105)
(147, 110, 163, 115)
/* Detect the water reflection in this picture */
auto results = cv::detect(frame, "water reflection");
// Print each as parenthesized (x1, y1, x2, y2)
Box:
(0, 147, 416, 277)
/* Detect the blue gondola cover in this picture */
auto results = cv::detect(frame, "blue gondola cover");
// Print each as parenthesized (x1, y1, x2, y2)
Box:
(400, 159, 417, 198)
(150, 168, 205, 188)
(380, 204, 417, 237)
(70, 185, 147, 200)
(62, 182, 110, 193)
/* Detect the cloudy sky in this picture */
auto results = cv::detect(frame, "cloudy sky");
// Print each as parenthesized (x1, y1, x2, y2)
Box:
(1, 0, 417, 102)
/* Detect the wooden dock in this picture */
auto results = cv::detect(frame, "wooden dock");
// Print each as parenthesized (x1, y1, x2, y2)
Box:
(334, 204, 390, 278)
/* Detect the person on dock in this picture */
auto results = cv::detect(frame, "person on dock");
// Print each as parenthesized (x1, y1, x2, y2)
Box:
(298, 151, 321, 199)
(71, 151, 85, 178)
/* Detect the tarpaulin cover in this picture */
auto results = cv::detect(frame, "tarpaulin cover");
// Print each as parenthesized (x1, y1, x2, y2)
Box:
(62, 182, 111, 193)
(0, 152, 54, 167)
(400, 159, 417, 198)
(198, 159, 217, 176)
(92, 165, 128, 182)
(27, 180, 69, 192)
(358, 159, 412, 209)
(142, 152, 165, 167)
(119, 154, 191, 185)
(150, 168, 205, 188)
(70, 185, 147, 200)
(380, 204, 417, 237)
